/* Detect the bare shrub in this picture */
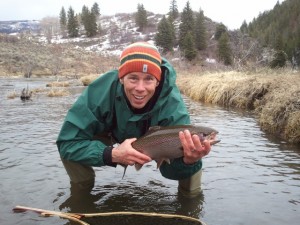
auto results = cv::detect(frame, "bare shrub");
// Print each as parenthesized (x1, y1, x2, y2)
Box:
(0, 34, 19, 43)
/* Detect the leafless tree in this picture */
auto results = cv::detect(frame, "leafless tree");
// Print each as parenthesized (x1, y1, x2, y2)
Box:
(40, 17, 60, 43)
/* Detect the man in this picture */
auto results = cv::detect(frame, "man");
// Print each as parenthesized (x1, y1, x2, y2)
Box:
(56, 42, 212, 198)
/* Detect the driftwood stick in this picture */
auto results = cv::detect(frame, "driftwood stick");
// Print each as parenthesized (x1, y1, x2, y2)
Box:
(13, 205, 205, 225)
(13, 205, 88, 225)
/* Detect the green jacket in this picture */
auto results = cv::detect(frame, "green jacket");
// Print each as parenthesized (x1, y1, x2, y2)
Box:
(56, 58, 202, 180)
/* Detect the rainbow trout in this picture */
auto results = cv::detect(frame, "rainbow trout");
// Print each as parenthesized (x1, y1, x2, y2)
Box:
(122, 125, 219, 177)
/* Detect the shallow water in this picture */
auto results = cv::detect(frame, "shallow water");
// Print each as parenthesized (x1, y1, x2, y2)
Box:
(0, 77, 299, 225)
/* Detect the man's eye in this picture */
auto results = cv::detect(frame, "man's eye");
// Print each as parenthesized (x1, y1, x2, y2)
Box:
(146, 76, 154, 81)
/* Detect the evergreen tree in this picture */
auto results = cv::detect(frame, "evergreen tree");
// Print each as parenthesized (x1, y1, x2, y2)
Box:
(91, 2, 101, 35)
(88, 12, 98, 37)
(155, 16, 175, 53)
(59, 7, 67, 37)
(270, 36, 287, 68)
(81, 6, 98, 37)
(215, 23, 227, 40)
(91, 2, 100, 18)
(182, 31, 197, 61)
(135, 3, 147, 31)
(168, 0, 179, 22)
(274, 35, 284, 50)
(194, 9, 207, 51)
(67, 6, 79, 37)
(240, 20, 248, 34)
(179, 1, 195, 50)
(81, 5, 89, 26)
(270, 50, 288, 68)
(218, 32, 233, 65)
(247, 0, 300, 61)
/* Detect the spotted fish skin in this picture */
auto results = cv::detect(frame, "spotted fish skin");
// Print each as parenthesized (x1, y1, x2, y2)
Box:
(131, 125, 219, 170)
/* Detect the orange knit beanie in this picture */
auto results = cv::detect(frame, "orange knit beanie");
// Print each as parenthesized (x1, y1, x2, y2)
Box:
(118, 42, 162, 81)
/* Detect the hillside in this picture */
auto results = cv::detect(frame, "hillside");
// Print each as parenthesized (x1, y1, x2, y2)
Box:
(243, 0, 300, 66)
(0, 20, 40, 34)
(1, 11, 268, 78)
(1, 0, 299, 76)
(1, 12, 299, 144)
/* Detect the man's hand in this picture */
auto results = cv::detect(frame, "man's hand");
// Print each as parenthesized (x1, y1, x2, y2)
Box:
(111, 138, 151, 166)
(179, 129, 213, 164)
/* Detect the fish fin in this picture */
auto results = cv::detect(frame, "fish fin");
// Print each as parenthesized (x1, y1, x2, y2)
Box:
(156, 158, 171, 169)
(134, 163, 143, 171)
(121, 164, 127, 179)
(148, 126, 161, 131)
(164, 158, 171, 164)
(144, 126, 162, 135)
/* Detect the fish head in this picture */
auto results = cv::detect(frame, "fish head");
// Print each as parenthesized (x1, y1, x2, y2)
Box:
(189, 126, 220, 144)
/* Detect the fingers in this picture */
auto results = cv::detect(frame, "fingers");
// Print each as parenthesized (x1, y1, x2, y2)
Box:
(112, 138, 151, 166)
(126, 139, 152, 163)
(179, 130, 189, 149)
(192, 133, 202, 150)
(201, 138, 211, 156)
(180, 129, 212, 165)
(179, 130, 196, 151)
(131, 150, 151, 165)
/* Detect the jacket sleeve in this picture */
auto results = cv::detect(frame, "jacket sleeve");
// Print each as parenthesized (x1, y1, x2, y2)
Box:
(158, 86, 203, 180)
(56, 73, 116, 167)
(56, 119, 107, 167)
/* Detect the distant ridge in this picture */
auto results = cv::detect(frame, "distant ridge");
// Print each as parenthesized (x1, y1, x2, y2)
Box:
(0, 20, 40, 34)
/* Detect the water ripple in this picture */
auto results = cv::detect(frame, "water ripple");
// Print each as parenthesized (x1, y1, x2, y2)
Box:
(1, 78, 299, 225)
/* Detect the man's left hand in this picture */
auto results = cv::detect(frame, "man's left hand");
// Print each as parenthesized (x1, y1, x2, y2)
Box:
(179, 129, 212, 164)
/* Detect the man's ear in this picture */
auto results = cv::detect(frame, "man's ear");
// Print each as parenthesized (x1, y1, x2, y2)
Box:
(119, 78, 124, 84)
(156, 82, 159, 87)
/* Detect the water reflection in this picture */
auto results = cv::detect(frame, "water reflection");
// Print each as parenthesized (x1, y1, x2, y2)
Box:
(58, 183, 204, 225)
(1, 77, 299, 225)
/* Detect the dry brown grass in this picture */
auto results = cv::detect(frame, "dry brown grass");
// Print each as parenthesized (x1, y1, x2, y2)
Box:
(177, 69, 300, 144)
(46, 81, 70, 87)
(47, 88, 70, 97)
(31, 87, 48, 93)
(7, 87, 70, 98)
(7, 90, 18, 99)
(0, 37, 119, 78)
(80, 74, 101, 86)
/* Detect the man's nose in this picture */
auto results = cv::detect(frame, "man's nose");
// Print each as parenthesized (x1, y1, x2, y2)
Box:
(135, 80, 146, 91)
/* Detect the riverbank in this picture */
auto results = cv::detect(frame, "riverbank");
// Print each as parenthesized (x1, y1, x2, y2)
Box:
(3, 68, 299, 144)
(176, 69, 300, 144)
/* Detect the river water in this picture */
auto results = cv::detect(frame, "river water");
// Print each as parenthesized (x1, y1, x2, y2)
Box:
(0, 77, 299, 225)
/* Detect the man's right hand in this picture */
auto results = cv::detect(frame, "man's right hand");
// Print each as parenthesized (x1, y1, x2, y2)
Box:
(111, 138, 152, 166)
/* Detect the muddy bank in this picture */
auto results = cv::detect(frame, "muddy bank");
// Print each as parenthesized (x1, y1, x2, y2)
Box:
(177, 70, 300, 144)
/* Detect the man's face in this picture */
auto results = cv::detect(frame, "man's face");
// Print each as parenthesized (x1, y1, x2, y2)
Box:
(121, 72, 159, 109)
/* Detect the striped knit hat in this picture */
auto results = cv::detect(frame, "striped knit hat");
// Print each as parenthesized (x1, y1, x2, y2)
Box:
(119, 42, 162, 81)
